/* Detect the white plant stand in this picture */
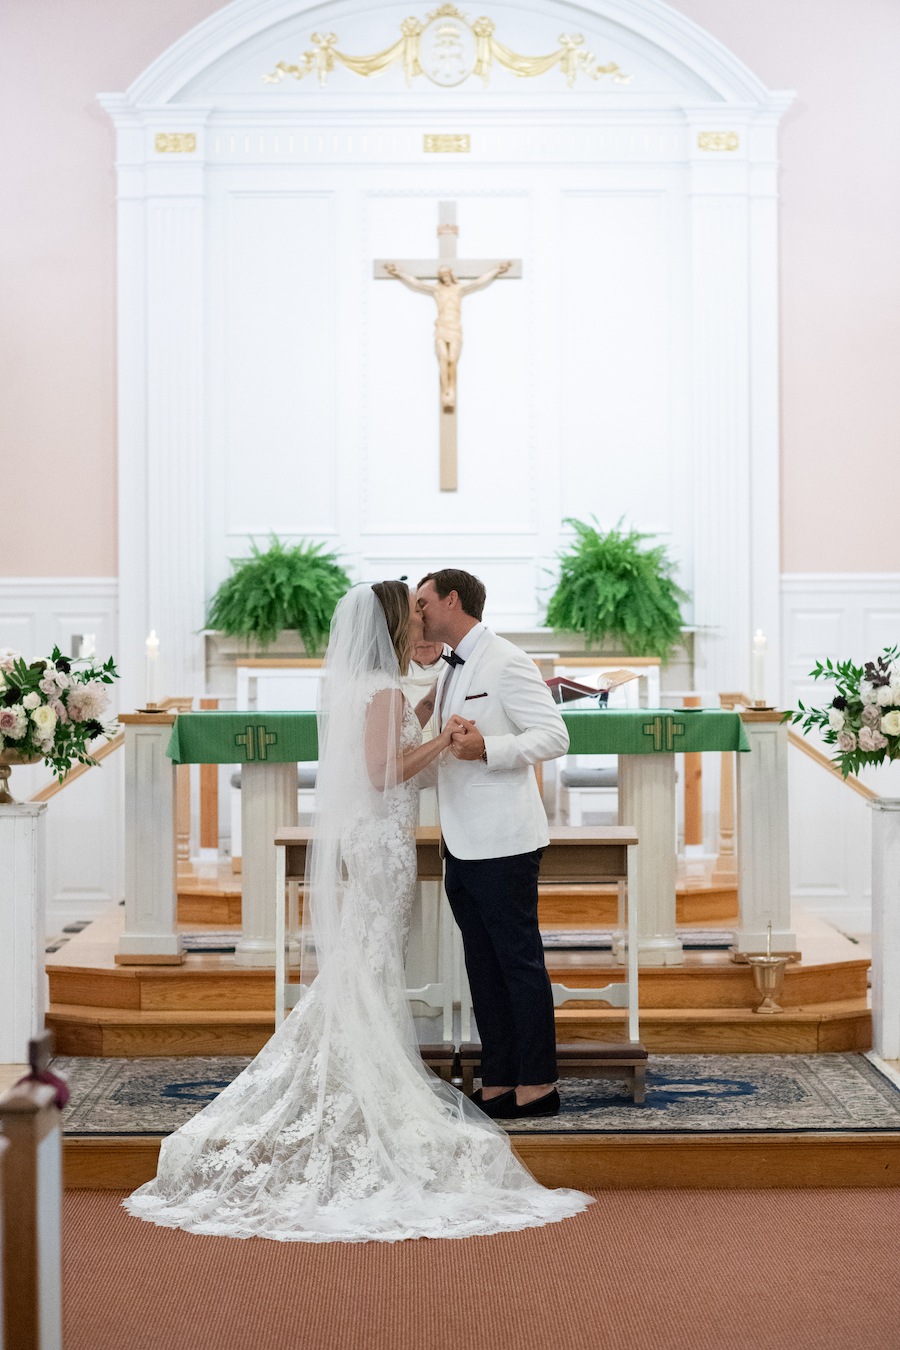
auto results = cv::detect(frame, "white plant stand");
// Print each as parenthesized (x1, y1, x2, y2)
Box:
(0, 803, 48, 1062)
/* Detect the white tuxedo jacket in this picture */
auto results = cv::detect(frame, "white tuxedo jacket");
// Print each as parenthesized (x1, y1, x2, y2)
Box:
(436, 629, 569, 861)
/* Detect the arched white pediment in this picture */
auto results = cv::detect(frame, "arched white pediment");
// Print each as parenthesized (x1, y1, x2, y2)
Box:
(123, 0, 775, 109)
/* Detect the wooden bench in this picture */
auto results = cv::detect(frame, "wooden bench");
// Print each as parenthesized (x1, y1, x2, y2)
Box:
(459, 1040, 648, 1105)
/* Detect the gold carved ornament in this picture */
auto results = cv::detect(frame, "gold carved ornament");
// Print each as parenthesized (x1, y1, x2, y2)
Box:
(263, 5, 631, 89)
(155, 132, 197, 153)
(697, 131, 740, 152)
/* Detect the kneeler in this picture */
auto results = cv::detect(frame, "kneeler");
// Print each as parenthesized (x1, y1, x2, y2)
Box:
(458, 1041, 648, 1105)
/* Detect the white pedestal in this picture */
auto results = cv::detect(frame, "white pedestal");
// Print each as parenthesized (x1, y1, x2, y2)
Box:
(615, 754, 683, 966)
(870, 798, 900, 1061)
(733, 714, 797, 953)
(0, 803, 48, 1062)
(236, 761, 298, 967)
(118, 715, 183, 964)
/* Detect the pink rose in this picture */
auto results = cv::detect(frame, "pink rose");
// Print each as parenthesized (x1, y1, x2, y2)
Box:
(0, 706, 27, 740)
(859, 726, 888, 753)
(49, 697, 68, 725)
(861, 704, 881, 728)
(837, 730, 857, 753)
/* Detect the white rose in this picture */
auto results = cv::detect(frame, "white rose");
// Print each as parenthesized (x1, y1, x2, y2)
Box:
(860, 681, 878, 705)
(30, 704, 58, 739)
(890, 680, 900, 705)
(881, 710, 900, 737)
(22, 691, 41, 710)
(828, 708, 845, 732)
(877, 685, 894, 707)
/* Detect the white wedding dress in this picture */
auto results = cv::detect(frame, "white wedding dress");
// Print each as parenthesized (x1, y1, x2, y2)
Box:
(124, 588, 590, 1242)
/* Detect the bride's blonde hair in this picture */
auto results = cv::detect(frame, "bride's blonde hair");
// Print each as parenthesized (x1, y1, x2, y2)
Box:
(372, 580, 412, 675)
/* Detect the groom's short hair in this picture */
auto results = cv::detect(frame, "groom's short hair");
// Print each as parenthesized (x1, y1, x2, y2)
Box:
(418, 569, 486, 621)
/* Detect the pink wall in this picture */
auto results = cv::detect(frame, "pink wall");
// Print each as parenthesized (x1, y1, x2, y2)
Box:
(1, 0, 897, 576)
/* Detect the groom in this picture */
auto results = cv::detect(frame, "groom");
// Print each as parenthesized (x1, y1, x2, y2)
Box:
(416, 569, 569, 1119)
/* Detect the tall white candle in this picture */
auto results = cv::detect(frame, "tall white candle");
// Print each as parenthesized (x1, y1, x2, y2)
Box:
(82, 633, 96, 660)
(145, 630, 160, 707)
(751, 629, 767, 705)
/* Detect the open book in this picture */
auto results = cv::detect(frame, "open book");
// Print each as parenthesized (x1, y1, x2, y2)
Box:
(545, 669, 640, 705)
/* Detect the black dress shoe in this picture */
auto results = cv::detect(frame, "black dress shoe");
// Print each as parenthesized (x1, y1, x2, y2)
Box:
(470, 1087, 517, 1119)
(509, 1088, 561, 1119)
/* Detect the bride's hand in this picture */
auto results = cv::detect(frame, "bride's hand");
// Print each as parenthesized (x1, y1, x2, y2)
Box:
(439, 714, 469, 748)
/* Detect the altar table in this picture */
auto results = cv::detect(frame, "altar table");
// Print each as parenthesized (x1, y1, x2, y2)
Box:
(167, 708, 751, 968)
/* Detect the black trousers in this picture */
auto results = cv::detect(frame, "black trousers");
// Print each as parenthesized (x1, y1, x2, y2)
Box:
(444, 846, 557, 1087)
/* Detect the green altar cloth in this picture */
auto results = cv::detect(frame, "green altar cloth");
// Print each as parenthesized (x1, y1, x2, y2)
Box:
(167, 707, 748, 764)
(562, 709, 749, 755)
(167, 712, 319, 765)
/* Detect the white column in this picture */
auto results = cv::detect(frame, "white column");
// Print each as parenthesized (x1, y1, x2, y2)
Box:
(733, 712, 797, 953)
(0, 804, 48, 1062)
(235, 762, 298, 967)
(870, 798, 900, 1060)
(117, 714, 183, 964)
(615, 755, 682, 966)
(99, 103, 210, 706)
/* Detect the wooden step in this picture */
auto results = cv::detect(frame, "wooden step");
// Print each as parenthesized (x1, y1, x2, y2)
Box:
(46, 999, 871, 1057)
(175, 868, 739, 928)
(48, 952, 869, 1014)
(63, 1128, 900, 1191)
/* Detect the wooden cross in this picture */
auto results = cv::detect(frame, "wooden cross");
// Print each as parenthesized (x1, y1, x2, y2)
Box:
(374, 201, 522, 491)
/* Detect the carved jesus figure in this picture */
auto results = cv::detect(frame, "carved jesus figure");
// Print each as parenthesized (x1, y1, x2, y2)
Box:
(383, 261, 512, 411)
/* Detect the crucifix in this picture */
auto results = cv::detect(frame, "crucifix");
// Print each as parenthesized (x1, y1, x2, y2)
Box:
(374, 201, 522, 491)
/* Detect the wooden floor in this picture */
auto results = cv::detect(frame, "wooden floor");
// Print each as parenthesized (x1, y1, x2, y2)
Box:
(46, 895, 872, 1057)
(63, 1129, 900, 1191)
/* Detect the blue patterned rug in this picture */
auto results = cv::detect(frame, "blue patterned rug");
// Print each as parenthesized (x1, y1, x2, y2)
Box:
(53, 1054, 900, 1137)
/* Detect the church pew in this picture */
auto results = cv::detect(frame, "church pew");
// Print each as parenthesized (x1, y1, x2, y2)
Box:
(0, 1037, 64, 1350)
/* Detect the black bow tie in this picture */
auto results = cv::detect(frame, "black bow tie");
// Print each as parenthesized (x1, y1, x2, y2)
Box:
(442, 651, 465, 669)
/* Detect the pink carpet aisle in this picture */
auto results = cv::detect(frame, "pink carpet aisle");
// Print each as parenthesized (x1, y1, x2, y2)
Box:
(64, 1188, 900, 1350)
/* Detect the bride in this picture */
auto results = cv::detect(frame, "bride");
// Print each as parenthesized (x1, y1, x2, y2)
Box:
(124, 582, 591, 1242)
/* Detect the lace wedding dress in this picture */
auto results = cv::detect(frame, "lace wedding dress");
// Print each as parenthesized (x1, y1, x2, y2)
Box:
(124, 588, 590, 1243)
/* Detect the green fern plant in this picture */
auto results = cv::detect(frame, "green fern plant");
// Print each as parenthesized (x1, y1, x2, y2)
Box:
(205, 537, 351, 653)
(545, 518, 689, 659)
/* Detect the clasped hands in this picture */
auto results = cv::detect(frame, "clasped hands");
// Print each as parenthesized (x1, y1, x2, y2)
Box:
(441, 714, 485, 761)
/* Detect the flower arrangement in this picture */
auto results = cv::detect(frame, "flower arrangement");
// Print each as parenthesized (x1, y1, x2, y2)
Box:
(0, 645, 119, 780)
(792, 646, 900, 777)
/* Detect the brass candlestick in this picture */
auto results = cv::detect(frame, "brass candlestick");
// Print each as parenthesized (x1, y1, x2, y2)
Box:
(746, 954, 791, 1014)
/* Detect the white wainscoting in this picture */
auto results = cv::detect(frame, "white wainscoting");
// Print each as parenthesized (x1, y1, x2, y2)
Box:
(782, 574, 900, 934)
(0, 578, 122, 929)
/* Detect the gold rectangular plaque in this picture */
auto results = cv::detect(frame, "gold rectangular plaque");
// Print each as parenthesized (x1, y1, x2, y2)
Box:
(424, 134, 471, 154)
(155, 132, 197, 154)
(698, 131, 739, 152)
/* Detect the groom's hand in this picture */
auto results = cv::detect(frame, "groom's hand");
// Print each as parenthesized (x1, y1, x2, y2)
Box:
(449, 718, 486, 760)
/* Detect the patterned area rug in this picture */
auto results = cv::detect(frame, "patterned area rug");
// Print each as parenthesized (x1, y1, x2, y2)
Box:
(54, 1054, 900, 1137)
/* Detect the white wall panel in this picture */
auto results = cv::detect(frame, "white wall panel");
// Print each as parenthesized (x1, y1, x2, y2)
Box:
(782, 573, 900, 933)
(0, 579, 122, 928)
(560, 191, 673, 534)
(222, 191, 337, 541)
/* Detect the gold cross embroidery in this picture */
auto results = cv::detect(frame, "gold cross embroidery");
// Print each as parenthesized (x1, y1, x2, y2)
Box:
(642, 715, 686, 752)
(234, 725, 279, 761)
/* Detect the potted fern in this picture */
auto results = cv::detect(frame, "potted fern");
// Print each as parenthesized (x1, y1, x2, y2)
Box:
(545, 518, 689, 660)
(205, 537, 351, 654)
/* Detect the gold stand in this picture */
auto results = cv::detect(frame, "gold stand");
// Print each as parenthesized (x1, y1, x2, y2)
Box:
(746, 954, 792, 1014)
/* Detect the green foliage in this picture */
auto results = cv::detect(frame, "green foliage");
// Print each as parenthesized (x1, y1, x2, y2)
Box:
(205, 537, 351, 653)
(545, 518, 689, 660)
